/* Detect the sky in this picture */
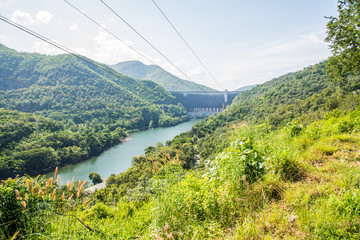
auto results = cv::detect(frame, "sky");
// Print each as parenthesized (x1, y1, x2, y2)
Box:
(0, 0, 339, 91)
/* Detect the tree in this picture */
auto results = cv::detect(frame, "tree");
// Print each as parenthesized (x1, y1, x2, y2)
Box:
(325, 0, 360, 82)
(89, 172, 103, 185)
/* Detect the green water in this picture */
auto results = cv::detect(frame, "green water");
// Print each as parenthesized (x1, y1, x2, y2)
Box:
(47, 119, 201, 184)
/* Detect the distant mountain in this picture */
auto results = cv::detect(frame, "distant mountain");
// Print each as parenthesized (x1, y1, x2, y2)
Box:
(0, 44, 188, 129)
(111, 60, 215, 92)
(236, 84, 257, 91)
(0, 44, 190, 178)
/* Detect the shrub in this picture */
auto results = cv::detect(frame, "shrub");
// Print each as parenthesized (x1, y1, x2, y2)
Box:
(88, 172, 102, 185)
(210, 137, 266, 185)
(0, 176, 56, 238)
(153, 174, 235, 239)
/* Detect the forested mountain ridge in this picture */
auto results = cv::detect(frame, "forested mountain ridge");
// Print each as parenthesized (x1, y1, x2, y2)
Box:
(0, 44, 188, 179)
(194, 61, 360, 137)
(3, 1, 360, 238)
(4, 56, 360, 238)
(111, 60, 216, 92)
(0, 44, 187, 128)
(191, 61, 360, 160)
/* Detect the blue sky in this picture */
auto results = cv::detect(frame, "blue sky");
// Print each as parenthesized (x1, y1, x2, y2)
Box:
(0, 0, 338, 90)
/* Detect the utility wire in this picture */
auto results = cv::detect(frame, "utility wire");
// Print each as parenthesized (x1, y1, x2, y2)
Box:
(63, 0, 153, 64)
(99, 0, 210, 94)
(0, 15, 172, 101)
(151, 0, 224, 91)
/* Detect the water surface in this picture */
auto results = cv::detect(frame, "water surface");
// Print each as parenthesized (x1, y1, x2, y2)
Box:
(48, 119, 201, 184)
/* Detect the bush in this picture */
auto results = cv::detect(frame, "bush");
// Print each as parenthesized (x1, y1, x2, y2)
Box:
(0, 176, 56, 238)
(210, 137, 265, 185)
(153, 173, 236, 239)
(89, 172, 102, 185)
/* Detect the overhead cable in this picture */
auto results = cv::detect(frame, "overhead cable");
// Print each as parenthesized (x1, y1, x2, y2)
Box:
(63, 0, 153, 64)
(151, 0, 224, 90)
(99, 0, 210, 94)
(0, 15, 171, 101)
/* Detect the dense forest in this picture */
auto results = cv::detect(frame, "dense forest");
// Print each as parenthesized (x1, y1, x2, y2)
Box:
(0, 109, 127, 178)
(0, 44, 188, 179)
(3, 55, 360, 238)
(2, 0, 360, 238)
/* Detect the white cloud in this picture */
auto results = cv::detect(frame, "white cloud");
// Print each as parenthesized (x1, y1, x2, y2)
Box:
(0, 35, 6, 40)
(189, 66, 207, 78)
(10, 10, 34, 25)
(10, 10, 53, 26)
(69, 23, 78, 31)
(35, 10, 53, 23)
(91, 29, 144, 64)
(32, 41, 64, 55)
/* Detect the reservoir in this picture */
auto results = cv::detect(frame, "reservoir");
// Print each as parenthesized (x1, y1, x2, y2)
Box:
(48, 119, 201, 184)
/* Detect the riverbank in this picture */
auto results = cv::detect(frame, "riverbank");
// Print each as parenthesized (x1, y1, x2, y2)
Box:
(47, 119, 202, 184)
(84, 178, 107, 193)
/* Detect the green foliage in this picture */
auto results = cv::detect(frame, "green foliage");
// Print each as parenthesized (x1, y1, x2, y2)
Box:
(0, 44, 189, 178)
(325, 0, 360, 82)
(209, 137, 265, 184)
(4, 26, 360, 237)
(3, 85, 360, 238)
(0, 176, 56, 238)
(88, 172, 102, 185)
(0, 109, 127, 179)
(286, 120, 303, 136)
(152, 173, 236, 239)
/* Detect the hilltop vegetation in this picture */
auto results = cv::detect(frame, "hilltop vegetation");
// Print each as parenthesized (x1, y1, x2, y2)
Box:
(111, 60, 215, 92)
(0, 44, 188, 179)
(0, 44, 187, 128)
(2, 1, 360, 238)
(0, 109, 127, 179)
(3, 54, 360, 238)
(2, 65, 360, 237)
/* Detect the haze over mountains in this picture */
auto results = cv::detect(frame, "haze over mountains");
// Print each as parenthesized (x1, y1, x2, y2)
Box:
(111, 60, 216, 92)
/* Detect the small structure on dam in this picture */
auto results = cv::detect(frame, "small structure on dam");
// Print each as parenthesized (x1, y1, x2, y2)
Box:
(170, 90, 242, 117)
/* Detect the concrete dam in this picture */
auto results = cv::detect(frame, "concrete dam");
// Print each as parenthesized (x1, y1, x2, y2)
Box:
(170, 90, 242, 117)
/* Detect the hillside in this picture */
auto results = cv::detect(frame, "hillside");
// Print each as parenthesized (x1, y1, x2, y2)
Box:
(111, 60, 215, 92)
(3, 58, 360, 238)
(0, 44, 189, 179)
(0, 44, 188, 128)
(3, 1, 360, 238)
(0, 109, 128, 178)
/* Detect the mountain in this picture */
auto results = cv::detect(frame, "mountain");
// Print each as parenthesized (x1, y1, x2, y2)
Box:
(111, 60, 216, 92)
(4, 60, 360, 239)
(0, 44, 189, 179)
(0, 44, 187, 128)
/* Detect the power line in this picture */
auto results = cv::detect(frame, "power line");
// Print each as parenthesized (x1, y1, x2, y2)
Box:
(151, 0, 224, 91)
(98, 0, 210, 94)
(63, 0, 153, 64)
(0, 15, 172, 101)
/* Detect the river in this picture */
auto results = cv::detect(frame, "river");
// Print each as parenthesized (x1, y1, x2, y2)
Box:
(47, 119, 201, 184)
